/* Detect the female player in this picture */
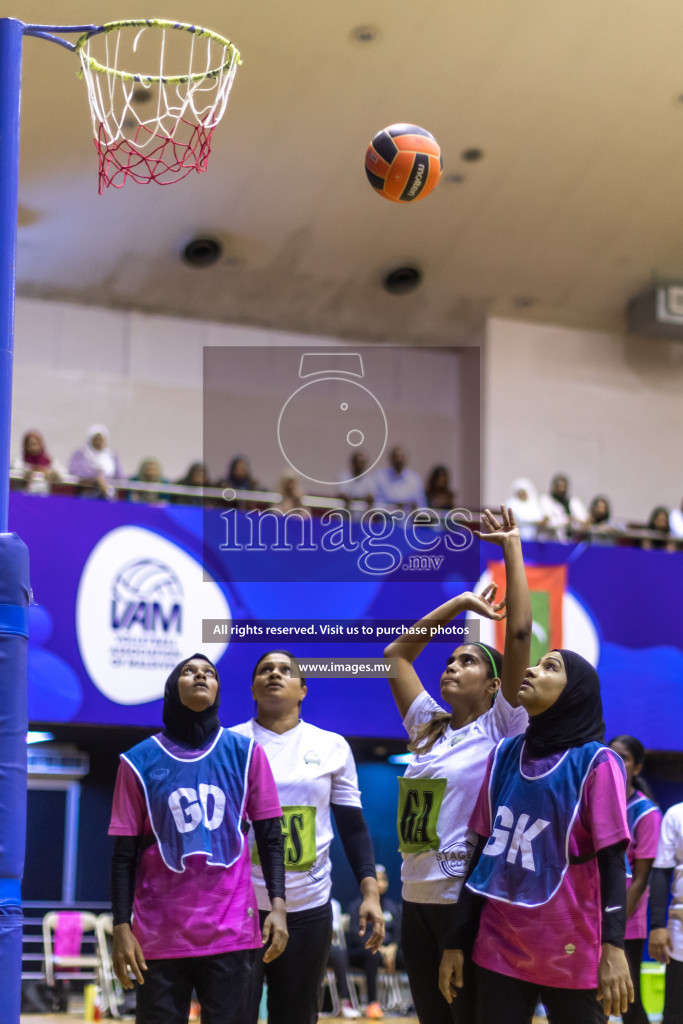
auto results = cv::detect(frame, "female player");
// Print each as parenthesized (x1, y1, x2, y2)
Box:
(609, 735, 662, 1024)
(439, 592, 634, 1022)
(649, 800, 683, 1024)
(109, 655, 288, 1024)
(232, 652, 384, 1024)
(383, 507, 531, 1024)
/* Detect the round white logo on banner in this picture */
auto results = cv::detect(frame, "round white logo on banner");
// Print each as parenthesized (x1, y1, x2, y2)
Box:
(76, 526, 231, 704)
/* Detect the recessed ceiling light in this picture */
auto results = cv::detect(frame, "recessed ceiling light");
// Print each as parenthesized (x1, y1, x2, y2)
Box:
(383, 265, 422, 295)
(182, 237, 222, 267)
(350, 25, 379, 44)
(445, 173, 466, 184)
(461, 148, 484, 162)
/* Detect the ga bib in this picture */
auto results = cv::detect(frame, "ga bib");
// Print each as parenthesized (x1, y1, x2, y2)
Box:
(397, 776, 447, 853)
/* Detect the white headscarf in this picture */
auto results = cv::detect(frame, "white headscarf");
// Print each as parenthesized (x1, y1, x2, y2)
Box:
(506, 477, 543, 525)
(83, 424, 118, 478)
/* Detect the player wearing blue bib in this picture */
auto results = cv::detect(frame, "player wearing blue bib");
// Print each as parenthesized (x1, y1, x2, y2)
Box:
(109, 654, 288, 1024)
(440, 609, 634, 1023)
(610, 734, 662, 1024)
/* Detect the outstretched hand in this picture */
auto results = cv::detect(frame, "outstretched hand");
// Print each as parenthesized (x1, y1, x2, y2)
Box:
(473, 506, 520, 546)
(460, 582, 506, 622)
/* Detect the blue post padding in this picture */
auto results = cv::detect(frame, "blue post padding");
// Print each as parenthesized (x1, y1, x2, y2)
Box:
(0, 532, 30, 1024)
(0, 19, 23, 535)
(0, 605, 28, 637)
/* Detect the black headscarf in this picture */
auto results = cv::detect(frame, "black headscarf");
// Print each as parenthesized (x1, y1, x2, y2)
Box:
(162, 653, 220, 748)
(525, 648, 605, 756)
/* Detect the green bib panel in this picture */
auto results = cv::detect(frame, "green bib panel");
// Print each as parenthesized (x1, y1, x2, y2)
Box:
(252, 805, 317, 871)
(397, 776, 447, 853)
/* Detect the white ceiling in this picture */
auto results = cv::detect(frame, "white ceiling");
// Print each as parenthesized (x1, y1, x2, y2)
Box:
(11, 0, 683, 344)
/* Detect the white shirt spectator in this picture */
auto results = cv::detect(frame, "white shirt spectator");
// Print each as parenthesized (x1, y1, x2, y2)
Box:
(374, 467, 427, 510)
(669, 504, 683, 538)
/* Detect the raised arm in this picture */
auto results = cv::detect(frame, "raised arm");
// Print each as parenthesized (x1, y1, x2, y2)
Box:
(474, 508, 532, 708)
(383, 588, 506, 719)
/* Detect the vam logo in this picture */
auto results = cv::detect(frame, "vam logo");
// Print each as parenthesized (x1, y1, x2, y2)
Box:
(76, 526, 231, 705)
(111, 559, 184, 634)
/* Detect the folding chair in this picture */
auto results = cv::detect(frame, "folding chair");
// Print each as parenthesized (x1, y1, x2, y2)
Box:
(42, 910, 99, 1002)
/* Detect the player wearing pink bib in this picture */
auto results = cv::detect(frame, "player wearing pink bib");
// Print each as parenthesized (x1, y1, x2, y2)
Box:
(609, 734, 662, 1024)
(108, 655, 288, 1024)
(440, 646, 634, 1024)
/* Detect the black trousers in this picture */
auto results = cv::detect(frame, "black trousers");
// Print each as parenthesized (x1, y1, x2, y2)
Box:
(622, 938, 649, 1024)
(475, 964, 607, 1024)
(348, 945, 405, 1003)
(250, 901, 332, 1024)
(136, 948, 259, 1024)
(664, 957, 683, 1024)
(327, 942, 352, 1000)
(401, 899, 476, 1024)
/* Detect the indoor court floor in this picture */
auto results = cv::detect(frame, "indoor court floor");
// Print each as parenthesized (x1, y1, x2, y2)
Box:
(19, 1014, 554, 1023)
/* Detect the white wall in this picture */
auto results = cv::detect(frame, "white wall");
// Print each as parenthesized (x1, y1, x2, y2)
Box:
(11, 299, 339, 481)
(18, 298, 682, 520)
(11, 298, 478, 495)
(484, 317, 683, 520)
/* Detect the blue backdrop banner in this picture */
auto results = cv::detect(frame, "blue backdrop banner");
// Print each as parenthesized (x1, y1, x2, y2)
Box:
(12, 494, 683, 750)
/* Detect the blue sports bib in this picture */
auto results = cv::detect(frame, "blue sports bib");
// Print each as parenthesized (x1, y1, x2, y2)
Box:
(468, 736, 609, 907)
(626, 792, 659, 836)
(123, 727, 253, 873)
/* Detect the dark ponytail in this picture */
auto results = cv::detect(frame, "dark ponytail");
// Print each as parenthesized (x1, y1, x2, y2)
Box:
(610, 734, 658, 802)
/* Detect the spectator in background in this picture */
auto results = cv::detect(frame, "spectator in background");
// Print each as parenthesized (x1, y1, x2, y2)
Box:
(128, 457, 167, 505)
(641, 507, 676, 551)
(327, 898, 361, 1019)
(68, 425, 124, 499)
(374, 447, 427, 512)
(539, 472, 588, 539)
(669, 497, 683, 539)
(506, 477, 546, 540)
(173, 462, 211, 506)
(276, 469, 304, 512)
(425, 466, 455, 512)
(338, 452, 375, 511)
(347, 864, 403, 1020)
(586, 495, 623, 544)
(221, 456, 261, 494)
(13, 429, 64, 495)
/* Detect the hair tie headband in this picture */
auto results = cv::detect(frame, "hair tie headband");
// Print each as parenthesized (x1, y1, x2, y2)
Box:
(472, 642, 499, 678)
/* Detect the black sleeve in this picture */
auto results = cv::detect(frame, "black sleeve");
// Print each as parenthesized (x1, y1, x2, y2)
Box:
(331, 804, 376, 885)
(111, 835, 140, 926)
(649, 866, 674, 930)
(444, 834, 487, 953)
(596, 841, 628, 947)
(252, 816, 286, 904)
